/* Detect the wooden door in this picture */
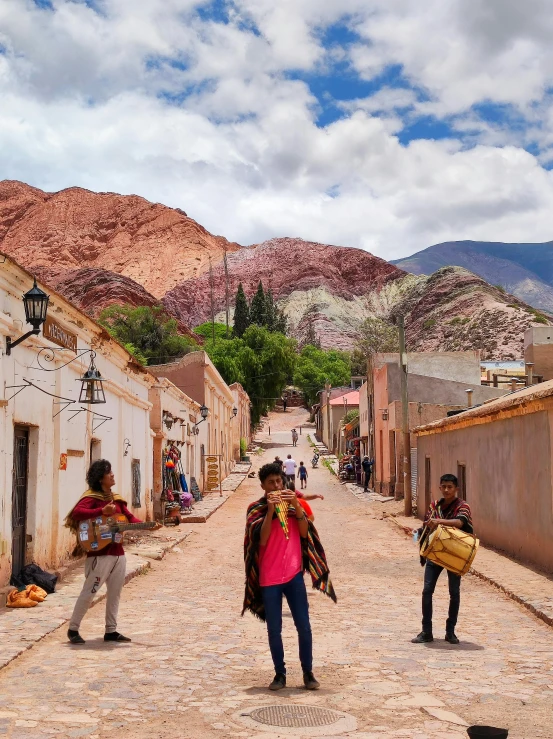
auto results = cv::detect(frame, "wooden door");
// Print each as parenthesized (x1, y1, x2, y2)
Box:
(11, 427, 29, 578)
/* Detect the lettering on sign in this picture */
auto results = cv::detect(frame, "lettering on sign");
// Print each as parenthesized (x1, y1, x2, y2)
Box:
(44, 317, 78, 353)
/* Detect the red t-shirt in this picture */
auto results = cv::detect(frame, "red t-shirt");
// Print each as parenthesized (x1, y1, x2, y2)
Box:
(71, 497, 141, 557)
(259, 516, 302, 587)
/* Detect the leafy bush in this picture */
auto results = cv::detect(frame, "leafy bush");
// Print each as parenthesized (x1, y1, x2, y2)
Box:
(293, 345, 351, 407)
(240, 437, 247, 458)
(423, 318, 437, 330)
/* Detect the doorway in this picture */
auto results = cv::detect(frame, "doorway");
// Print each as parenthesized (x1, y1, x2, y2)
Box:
(12, 426, 29, 578)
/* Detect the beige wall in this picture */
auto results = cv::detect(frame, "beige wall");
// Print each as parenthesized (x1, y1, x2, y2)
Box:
(416, 408, 553, 573)
(377, 351, 482, 385)
(230, 383, 251, 461)
(0, 256, 154, 587)
(525, 327, 553, 382)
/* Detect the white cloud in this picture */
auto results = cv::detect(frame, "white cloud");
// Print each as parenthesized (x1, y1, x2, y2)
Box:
(1, 0, 553, 262)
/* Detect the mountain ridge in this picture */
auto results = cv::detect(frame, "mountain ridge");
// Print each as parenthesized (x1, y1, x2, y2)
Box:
(0, 180, 548, 359)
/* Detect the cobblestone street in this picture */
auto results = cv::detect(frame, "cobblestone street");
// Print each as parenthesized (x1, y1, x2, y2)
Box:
(1, 409, 552, 739)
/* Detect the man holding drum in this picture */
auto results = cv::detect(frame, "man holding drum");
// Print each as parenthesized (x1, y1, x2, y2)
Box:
(412, 473, 473, 645)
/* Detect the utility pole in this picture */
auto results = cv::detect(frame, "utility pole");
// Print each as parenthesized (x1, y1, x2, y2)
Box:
(398, 316, 412, 516)
(223, 248, 230, 339)
(325, 381, 331, 450)
(209, 257, 215, 344)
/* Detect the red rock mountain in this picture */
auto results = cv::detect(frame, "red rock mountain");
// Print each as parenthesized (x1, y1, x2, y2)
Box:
(0, 180, 548, 357)
(0, 180, 239, 298)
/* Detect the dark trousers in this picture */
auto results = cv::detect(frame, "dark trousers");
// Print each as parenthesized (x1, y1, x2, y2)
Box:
(363, 471, 372, 490)
(422, 560, 461, 634)
(261, 571, 312, 675)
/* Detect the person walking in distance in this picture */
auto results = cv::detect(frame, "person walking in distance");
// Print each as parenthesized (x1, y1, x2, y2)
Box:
(412, 474, 473, 645)
(242, 463, 337, 691)
(282, 396, 287, 413)
(297, 461, 308, 489)
(292, 429, 298, 447)
(64, 459, 160, 644)
(283, 454, 297, 485)
(362, 456, 374, 492)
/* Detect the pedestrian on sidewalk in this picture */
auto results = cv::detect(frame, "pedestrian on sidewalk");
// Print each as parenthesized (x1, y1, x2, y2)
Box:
(412, 473, 473, 646)
(297, 461, 308, 489)
(292, 429, 298, 447)
(64, 459, 160, 645)
(362, 456, 373, 492)
(274, 456, 284, 472)
(282, 396, 287, 412)
(283, 454, 297, 484)
(242, 462, 337, 691)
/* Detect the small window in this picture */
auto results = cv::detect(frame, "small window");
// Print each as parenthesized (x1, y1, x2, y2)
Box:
(457, 463, 467, 501)
(131, 459, 141, 507)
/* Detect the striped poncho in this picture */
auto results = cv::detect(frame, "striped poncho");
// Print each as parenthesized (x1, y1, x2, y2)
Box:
(242, 497, 337, 621)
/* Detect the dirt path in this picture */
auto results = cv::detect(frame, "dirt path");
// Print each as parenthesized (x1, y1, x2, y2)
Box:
(0, 407, 551, 739)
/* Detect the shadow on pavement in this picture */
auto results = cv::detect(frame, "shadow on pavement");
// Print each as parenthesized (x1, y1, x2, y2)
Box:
(421, 640, 484, 651)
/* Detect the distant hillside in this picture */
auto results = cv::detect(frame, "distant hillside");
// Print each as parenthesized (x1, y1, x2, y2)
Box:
(1, 180, 549, 358)
(393, 240, 553, 314)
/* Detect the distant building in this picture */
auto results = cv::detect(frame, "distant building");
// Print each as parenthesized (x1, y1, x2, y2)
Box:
(525, 327, 553, 382)
(370, 352, 506, 497)
(230, 382, 252, 461)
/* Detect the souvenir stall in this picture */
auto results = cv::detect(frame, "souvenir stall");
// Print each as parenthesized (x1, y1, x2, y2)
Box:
(160, 443, 195, 525)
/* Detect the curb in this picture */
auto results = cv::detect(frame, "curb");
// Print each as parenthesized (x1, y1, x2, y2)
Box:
(469, 567, 553, 628)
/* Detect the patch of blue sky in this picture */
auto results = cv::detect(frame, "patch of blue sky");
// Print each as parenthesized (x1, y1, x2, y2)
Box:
(195, 0, 260, 36)
(472, 101, 528, 133)
(289, 62, 418, 129)
(146, 55, 188, 73)
(32, 0, 54, 9)
(397, 117, 457, 145)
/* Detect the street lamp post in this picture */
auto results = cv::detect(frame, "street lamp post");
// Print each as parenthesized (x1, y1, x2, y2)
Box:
(6, 279, 50, 355)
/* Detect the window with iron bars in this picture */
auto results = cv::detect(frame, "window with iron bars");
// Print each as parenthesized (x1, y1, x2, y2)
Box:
(131, 459, 141, 507)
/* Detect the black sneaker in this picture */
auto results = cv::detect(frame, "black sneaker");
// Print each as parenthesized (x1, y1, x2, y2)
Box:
(411, 631, 434, 643)
(67, 629, 85, 644)
(303, 671, 320, 690)
(445, 632, 460, 644)
(269, 673, 286, 691)
(104, 632, 131, 642)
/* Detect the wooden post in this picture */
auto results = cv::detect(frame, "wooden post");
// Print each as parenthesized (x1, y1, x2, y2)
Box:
(398, 317, 412, 516)
(525, 362, 534, 386)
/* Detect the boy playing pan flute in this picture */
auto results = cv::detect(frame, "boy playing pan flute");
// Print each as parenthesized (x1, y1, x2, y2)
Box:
(242, 462, 336, 691)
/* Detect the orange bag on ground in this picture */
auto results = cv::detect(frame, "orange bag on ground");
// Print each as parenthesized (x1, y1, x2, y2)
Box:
(6, 589, 38, 608)
(25, 584, 47, 602)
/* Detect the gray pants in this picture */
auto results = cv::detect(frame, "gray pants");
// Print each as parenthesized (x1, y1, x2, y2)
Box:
(69, 555, 126, 633)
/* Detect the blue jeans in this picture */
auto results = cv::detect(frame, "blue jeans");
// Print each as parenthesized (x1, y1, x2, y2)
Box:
(261, 571, 312, 675)
(422, 560, 461, 634)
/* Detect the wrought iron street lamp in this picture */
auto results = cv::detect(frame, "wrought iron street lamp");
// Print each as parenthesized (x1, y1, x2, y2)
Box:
(78, 354, 106, 404)
(6, 279, 50, 355)
(232, 406, 238, 419)
(193, 404, 209, 430)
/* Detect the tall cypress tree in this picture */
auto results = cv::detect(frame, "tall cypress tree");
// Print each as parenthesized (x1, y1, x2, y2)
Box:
(265, 290, 276, 331)
(233, 282, 250, 338)
(249, 281, 267, 327)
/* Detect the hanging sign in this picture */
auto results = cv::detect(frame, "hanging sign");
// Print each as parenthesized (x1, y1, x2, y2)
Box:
(44, 317, 78, 353)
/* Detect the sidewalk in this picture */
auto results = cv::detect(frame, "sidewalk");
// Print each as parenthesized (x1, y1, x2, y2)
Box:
(179, 461, 251, 522)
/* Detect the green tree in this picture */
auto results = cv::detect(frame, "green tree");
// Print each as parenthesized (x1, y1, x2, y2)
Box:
(302, 320, 321, 349)
(233, 283, 250, 338)
(194, 322, 229, 341)
(98, 305, 197, 365)
(293, 345, 351, 407)
(204, 325, 296, 424)
(249, 281, 267, 327)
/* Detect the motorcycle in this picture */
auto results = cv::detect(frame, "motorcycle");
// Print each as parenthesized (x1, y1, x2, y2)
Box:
(311, 453, 320, 468)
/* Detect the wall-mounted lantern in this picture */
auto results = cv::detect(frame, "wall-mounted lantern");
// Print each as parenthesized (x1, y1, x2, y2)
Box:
(6, 279, 50, 355)
(123, 438, 131, 457)
(163, 411, 174, 430)
(78, 353, 106, 404)
(380, 408, 389, 421)
(231, 406, 238, 420)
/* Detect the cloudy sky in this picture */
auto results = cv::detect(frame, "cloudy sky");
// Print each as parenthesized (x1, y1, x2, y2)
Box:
(2, 0, 553, 258)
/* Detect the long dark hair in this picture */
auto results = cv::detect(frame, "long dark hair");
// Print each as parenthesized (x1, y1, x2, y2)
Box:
(87, 459, 112, 492)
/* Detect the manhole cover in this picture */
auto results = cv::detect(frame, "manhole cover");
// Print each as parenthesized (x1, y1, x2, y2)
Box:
(249, 704, 344, 728)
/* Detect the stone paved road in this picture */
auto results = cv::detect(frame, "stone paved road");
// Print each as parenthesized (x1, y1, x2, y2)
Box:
(1, 408, 552, 739)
